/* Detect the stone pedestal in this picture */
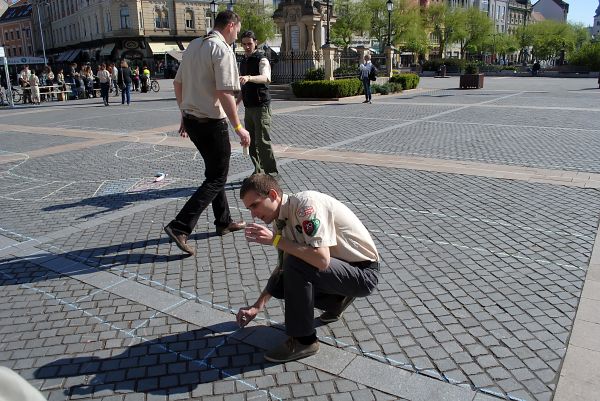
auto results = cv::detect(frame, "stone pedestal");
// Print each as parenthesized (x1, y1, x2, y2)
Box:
(385, 46, 395, 78)
(322, 44, 336, 81)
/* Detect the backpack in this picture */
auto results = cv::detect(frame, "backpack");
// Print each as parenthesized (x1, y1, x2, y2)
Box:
(368, 65, 378, 81)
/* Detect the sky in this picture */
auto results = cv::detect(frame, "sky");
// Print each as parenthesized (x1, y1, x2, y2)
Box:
(565, 0, 598, 26)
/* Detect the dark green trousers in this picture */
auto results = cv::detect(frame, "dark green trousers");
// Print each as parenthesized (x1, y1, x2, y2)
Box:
(245, 105, 278, 175)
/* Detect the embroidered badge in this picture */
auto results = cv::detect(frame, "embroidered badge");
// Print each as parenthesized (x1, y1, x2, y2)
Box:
(295, 224, 303, 234)
(297, 206, 314, 218)
(302, 219, 320, 236)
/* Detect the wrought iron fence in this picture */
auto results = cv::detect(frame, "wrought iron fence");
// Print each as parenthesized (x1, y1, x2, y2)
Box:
(334, 49, 360, 79)
(270, 51, 322, 84)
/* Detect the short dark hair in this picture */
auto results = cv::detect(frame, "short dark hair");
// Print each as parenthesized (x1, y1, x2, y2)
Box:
(241, 30, 256, 41)
(214, 10, 240, 29)
(240, 174, 282, 199)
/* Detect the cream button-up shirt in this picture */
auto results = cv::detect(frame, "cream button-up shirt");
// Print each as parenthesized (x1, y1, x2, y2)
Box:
(174, 30, 240, 119)
(275, 192, 379, 263)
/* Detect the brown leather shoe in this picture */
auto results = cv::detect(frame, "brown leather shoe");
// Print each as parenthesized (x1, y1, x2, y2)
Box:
(264, 337, 319, 363)
(319, 296, 356, 323)
(164, 225, 195, 255)
(216, 221, 246, 236)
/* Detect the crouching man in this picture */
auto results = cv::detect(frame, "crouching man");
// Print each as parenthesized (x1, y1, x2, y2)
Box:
(236, 174, 380, 363)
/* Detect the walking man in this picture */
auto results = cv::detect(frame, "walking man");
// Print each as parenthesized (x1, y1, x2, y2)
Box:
(164, 10, 250, 256)
(236, 174, 380, 362)
(238, 30, 278, 176)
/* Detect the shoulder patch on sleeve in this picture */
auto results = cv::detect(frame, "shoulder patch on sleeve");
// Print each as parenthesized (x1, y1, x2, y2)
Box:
(297, 206, 314, 218)
(302, 218, 320, 237)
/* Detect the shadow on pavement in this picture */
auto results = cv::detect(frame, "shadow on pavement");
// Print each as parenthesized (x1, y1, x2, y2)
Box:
(39, 180, 245, 220)
(33, 324, 284, 398)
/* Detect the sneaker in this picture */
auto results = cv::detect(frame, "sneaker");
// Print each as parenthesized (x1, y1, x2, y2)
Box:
(362, 100, 369, 103)
(368, 100, 372, 104)
(216, 221, 246, 236)
(164, 224, 195, 255)
(264, 337, 319, 363)
(319, 296, 355, 323)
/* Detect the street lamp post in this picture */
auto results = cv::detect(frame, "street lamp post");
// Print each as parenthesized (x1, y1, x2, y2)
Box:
(386, 0, 393, 47)
(209, 0, 218, 28)
(227, 0, 234, 11)
(33, 0, 49, 65)
(325, 0, 332, 46)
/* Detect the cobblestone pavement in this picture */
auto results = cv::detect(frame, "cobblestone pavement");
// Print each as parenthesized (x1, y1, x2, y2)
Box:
(1, 77, 599, 401)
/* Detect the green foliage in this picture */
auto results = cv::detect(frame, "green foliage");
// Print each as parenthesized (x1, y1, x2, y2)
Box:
(331, 0, 370, 49)
(389, 73, 419, 89)
(334, 65, 360, 77)
(233, 0, 276, 43)
(304, 68, 325, 81)
(370, 81, 403, 95)
(464, 63, 479, 74)
(422, 58, 465, 72)
(457, 7, 494, 57)
(526, 21, 582, 61)
(291, 79, 363, 98)
(568, 41, 600, 70)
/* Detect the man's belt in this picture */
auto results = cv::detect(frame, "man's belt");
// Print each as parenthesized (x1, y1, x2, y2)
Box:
(182, 112, 224, 124)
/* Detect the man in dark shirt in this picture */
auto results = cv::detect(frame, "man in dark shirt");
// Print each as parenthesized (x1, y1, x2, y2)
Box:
(238, 31, 278, 176)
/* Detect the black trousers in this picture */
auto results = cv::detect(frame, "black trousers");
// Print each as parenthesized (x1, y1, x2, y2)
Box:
(268, 255, 379, 337)
(169, 117, 233, 235)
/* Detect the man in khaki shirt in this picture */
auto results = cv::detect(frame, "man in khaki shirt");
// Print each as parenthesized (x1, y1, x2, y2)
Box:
(236, 174, 380, 363)
(165, 11, 251, 256)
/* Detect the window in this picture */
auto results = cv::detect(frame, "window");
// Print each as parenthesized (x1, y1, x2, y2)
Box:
(139, 11, 143, 28)
(105, 12, 112, 31)
(154, 9, 162, 28)
(162, 10, 169, 28)
(185, 9, 194, 29)
(120, 6, 130, 29)
(10, 31, 14, 40)
(6, 48, 10, 56)
(205, 9, 213, 31)
(16, 30, 20, 39)
(95, 14, 99, 33)
(3, 32, 7, 41)
(25, 28, 30, 38)
(18, 47, 22, 55)
(27, 45, 32, 54)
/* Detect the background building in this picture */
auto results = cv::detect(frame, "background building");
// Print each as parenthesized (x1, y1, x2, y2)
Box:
(31, 0, 214, 73)
(0, 0, 36, 59)
(532, 0, 568, 22)
(593, 0, 600, 38)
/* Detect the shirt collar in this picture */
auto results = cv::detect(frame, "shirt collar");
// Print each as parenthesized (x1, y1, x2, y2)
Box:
(277, 193, 289, 222)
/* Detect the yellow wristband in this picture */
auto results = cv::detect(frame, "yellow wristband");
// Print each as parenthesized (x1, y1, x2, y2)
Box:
(233, 123, 242, 131)
(272, 234, 282, 248)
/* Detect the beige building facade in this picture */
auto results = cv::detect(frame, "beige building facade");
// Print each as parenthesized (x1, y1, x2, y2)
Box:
(33, 0, 213, 69)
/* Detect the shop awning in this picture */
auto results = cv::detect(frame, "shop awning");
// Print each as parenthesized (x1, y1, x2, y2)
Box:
(65, 49, 81, 62)
(167, 49, 184, 61)
(56, 50, 72, 62)
(99, 43, 115, 56)
(149, 42, 180, 55)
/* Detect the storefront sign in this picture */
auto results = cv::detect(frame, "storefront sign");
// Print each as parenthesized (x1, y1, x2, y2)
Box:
(6, 56, 46, 65)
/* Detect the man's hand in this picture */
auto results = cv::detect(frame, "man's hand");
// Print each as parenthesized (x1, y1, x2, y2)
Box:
(244, 223, 274, 245)
(239, 75, 251, 85)
(236, 127, 250, 147)
(236, 305, 259, 327)
(178, 117, 188, 138)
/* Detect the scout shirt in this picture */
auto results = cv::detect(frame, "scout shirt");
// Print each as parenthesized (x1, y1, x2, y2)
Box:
(174, 30, 240, 120)
(275, 191, 379, 263)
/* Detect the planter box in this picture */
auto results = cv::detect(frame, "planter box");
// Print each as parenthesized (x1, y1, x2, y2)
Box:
(459, 73, 484, 89)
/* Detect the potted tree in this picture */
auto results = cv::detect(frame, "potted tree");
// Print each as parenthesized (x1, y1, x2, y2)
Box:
(459, 63, 484, 89)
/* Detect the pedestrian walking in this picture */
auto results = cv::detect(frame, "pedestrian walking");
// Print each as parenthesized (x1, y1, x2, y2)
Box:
(97, 63, 111, 106)
(19, 65, 31, 104)
(359, 54, 375, 104)
(238, 30, 278, 176)
(163, 10, 250, 256)
(29, 71, 40, 105)
(117, 60, 132, 105)
(237, 174, 380, 362)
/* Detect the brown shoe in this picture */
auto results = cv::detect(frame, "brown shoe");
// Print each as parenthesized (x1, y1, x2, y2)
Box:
(319, 296, 355, 323)
(264, 337, 319, 363)
(216, 221, 246, 236)
(164, 225, 195, 255)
